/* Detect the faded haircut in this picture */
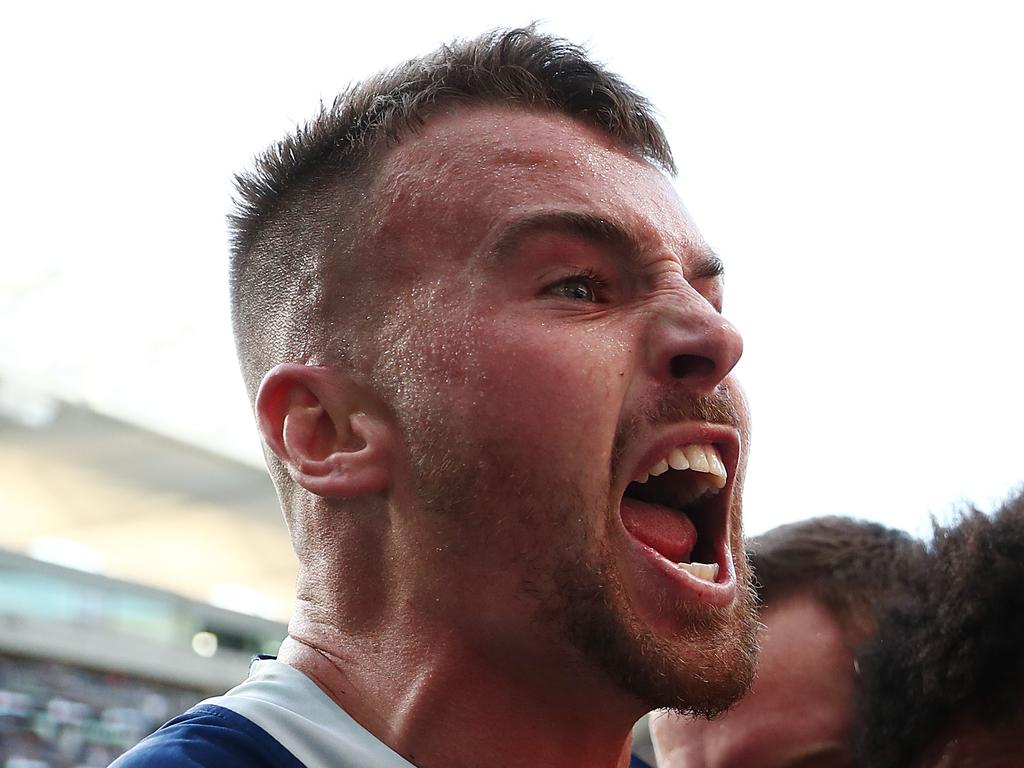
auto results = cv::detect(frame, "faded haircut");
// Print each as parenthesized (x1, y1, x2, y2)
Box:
(853, 489, 1024, 768)
(749, 516, 927, 644)
(227, 25, 675, 401)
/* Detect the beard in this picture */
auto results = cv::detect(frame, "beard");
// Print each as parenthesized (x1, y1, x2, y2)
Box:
(373, 320, 759, 716)
(550, 515, 759, 717)
(576, 385, 761, 715)
(399, 409, 758, 718)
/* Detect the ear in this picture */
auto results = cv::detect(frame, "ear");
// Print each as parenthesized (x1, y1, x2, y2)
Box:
(255, 363, 392, 498)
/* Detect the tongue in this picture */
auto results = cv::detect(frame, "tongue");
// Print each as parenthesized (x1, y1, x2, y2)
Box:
(620, 499, 698, 563)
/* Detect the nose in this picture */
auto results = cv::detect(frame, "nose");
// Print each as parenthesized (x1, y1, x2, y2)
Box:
(645, 292, 744, 393)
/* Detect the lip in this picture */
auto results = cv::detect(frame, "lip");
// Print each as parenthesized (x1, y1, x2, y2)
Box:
(615, 423, 741, 608)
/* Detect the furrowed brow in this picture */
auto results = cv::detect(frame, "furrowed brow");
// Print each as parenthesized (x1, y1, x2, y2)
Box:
(489, 211, 643, 262)
(488, 209, 726, 281)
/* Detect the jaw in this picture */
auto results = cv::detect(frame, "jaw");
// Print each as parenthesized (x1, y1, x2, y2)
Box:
(549, 423, 758, 716)
(563, 493, 757, 717)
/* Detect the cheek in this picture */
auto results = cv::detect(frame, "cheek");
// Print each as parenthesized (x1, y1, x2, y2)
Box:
(424, 317, 630, 473)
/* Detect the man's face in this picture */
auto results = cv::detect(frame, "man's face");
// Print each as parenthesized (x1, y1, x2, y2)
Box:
(362, 106, 756, 715)
(650, 594, 856, 768)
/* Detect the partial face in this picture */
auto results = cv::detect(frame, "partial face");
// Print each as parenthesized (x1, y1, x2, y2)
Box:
(651, 594, 856, 768)
(363, 106, 756, 715)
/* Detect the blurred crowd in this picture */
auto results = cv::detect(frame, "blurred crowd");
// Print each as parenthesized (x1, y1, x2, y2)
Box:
(0, 656, 203, 768)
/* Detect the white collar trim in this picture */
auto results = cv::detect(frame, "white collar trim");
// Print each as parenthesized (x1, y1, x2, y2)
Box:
(204, 658, 416, 768)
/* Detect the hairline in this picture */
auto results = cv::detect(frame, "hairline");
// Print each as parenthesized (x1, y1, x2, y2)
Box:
(231, 92, 677, 267)
(747, 517, 926, 645)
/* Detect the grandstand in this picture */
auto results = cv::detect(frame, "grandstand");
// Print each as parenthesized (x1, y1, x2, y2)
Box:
(0, 550, 288, 766)
(0, 393, 293, 766)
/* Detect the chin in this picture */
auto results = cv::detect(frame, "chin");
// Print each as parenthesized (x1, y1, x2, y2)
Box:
(554, 544, 759, 718)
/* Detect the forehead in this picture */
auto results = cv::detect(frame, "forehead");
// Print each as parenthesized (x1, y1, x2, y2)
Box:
(367, 105, 703, 260)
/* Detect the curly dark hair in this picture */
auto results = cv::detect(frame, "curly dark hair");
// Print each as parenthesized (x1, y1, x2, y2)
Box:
(853, 488, 1024, 768)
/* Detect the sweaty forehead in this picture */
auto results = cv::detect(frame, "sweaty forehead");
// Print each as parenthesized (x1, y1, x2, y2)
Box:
(395, 105, 635, 168)
(366, 106, 699, 257)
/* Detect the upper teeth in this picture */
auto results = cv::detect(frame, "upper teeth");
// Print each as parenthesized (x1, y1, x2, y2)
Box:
(636, 444, 727, 490)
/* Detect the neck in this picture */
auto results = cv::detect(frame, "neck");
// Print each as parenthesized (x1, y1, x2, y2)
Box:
(278, 607, 640, 768)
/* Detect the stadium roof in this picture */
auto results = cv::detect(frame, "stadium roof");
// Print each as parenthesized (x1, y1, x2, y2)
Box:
(0, 392, 296, 622)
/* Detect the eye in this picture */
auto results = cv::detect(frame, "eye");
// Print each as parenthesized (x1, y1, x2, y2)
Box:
(547, 270, 607, 303)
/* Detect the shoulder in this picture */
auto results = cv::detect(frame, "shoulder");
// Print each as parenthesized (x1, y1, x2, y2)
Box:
(111, 704, 306, 768)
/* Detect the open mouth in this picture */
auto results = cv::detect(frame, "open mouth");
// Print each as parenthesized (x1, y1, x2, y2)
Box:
(619, 443, 730, 584)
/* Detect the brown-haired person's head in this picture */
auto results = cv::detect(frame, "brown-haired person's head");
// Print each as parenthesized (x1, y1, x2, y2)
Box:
(228, 26, 677, 408)
(854, 489, 1024, 768)
(227, 26, 759, 762)
(652, 517, 927, 768)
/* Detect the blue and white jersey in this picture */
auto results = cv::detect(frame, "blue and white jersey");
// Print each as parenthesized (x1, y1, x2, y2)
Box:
(111, 658, 415, 767)
(112, 656, 656, 768)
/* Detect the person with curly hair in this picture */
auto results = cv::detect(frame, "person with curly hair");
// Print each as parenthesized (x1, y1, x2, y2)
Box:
(853, 489, 1024, 767)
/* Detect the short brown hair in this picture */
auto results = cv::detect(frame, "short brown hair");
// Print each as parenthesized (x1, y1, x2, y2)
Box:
(749, 516, 927, 644)
(227, 26, 675, 399)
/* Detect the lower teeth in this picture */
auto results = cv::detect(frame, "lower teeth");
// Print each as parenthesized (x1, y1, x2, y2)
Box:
(677, 561, 719, 582)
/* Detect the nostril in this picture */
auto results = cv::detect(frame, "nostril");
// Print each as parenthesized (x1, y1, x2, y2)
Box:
(670, 354, 715, 380)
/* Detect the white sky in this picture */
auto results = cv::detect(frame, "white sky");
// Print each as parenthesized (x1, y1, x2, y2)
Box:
(3, 1, 1022, 538)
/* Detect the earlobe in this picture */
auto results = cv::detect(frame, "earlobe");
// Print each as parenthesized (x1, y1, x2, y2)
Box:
(255, 363, 392, 499)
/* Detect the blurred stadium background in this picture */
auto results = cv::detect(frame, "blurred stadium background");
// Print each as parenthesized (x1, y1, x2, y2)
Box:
(2, 3, 1022, 766)
(0, 392, 292, 766)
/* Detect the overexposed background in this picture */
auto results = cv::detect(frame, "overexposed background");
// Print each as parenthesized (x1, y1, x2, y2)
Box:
(3, 0, 1022, 549)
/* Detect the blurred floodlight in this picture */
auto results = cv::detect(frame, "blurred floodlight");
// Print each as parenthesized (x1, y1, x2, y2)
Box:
(191, 631, 218, 658)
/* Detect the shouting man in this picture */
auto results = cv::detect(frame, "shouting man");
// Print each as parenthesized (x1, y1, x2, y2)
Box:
(115, 27, 758, 768)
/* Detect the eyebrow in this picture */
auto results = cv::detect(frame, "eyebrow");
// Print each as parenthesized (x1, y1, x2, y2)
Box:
(488, 210, 725, 281)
